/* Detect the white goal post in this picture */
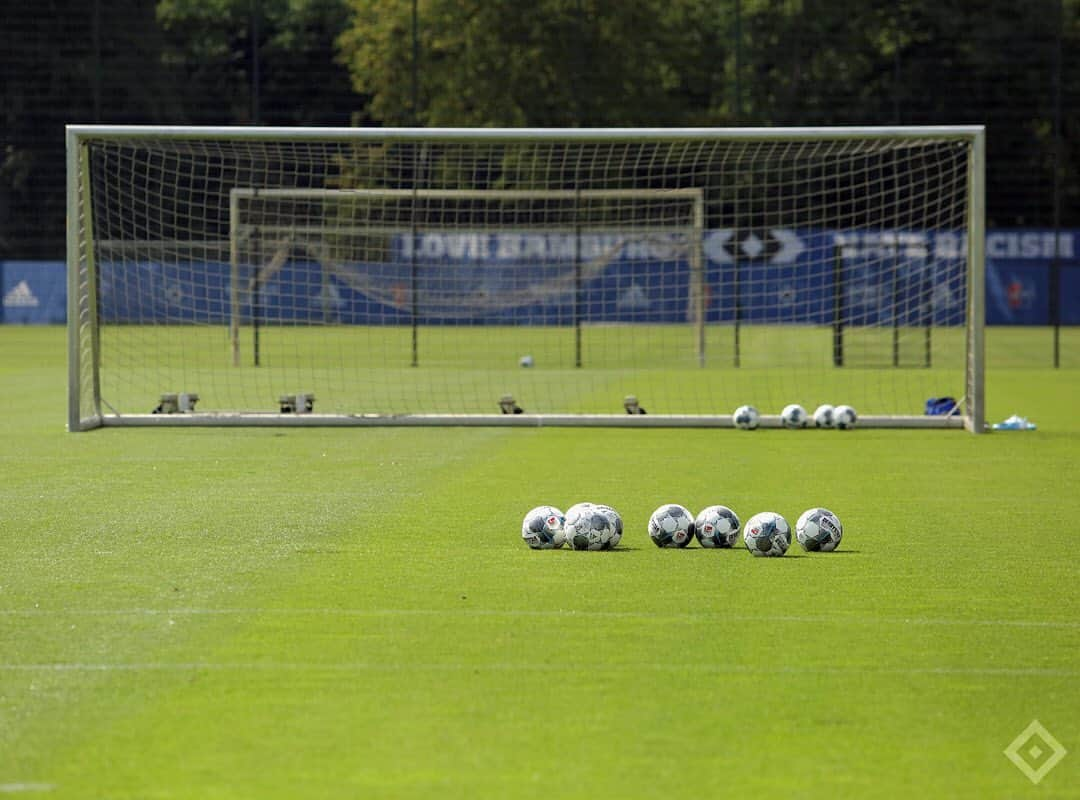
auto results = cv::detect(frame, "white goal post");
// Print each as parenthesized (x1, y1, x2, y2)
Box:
(67, 125, 985, 431)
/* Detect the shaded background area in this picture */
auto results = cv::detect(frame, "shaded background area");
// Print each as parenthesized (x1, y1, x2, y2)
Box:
(1, 0, 1076, 261)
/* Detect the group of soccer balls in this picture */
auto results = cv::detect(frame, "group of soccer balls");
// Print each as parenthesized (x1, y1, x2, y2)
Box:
(522, 503, 842, 557)
(733, 404, 857, 430)
(522, 502, 625, 551)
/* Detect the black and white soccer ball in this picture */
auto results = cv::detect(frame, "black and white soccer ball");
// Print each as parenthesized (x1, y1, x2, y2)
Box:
(594, 504, 623, 549)
(648, 504, 695, 548)
(694, 505, 741, 548)
(834, 405, 857, 429)
(812, 404, 835, 428)
(742, 511, 792, 557)
(796, 507, 843, 552)
(781, 404, 808, 429)
(565, 503, 617, 551)
(521, 505, 566, 550)
(732, 405, 760, 430)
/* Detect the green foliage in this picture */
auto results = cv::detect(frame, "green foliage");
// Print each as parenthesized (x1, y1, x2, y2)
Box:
(332, 0, 1080, 227)
(157, 0, 356, 124)
(337, 0, 722, 126)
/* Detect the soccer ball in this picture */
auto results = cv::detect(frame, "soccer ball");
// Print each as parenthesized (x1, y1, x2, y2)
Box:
(594, 504, 623, 549)
(521, 505, 565, 550)
(565, 503, 617, 551)
(796, 507, 843, 552)
(834, 404, 857, 429)
(742, 511, 792, 557)
(694, 505, 741, 548)
(812, 404, 835, 428)
(732, 405, 760, 430)
(566, 501, 595, 518)
(648, 504, 695, 548)
(519, 354, 534, 368)
(781, 404, 808, 429)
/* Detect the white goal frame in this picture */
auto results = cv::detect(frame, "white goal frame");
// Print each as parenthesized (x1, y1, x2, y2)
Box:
(227, 186, 707, 370)
(67, 125, 986, 432)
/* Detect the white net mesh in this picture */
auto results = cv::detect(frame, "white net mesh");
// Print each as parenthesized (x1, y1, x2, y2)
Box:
(73, 130, 976, 425)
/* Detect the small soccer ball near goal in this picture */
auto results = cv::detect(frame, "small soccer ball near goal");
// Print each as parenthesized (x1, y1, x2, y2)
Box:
(812, 404, 835, 428)
(834, 405, 858, 429)
(796, 507, 843, 552)
(781, 404, 808, 429)
(565, 503, 617, 551)
(648, 504, 695, 548)
(742, 512, 792, 557)
(732, 405, 760, 430)
(694, 505, 741, 548)
(521, 505, 566, 549)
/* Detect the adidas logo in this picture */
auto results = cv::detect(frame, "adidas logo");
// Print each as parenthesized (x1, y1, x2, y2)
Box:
(616, 282, 650, 310)
(3, 280, 40, 308)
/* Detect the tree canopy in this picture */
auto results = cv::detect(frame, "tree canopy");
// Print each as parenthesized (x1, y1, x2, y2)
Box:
(0, 0, 1077, 256)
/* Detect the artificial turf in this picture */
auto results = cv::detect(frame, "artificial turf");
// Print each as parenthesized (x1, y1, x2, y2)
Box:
(2, 325, 1078, 798)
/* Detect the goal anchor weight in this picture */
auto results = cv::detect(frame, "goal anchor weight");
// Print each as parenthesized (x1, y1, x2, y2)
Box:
(279, 393, 315, 414)
(499, 394, 523, 414)
(152, 393, 199, 414)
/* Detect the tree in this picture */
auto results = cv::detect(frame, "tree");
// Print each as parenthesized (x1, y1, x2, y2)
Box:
(336, 0, 726, 127)
(157, 0, 358, 124)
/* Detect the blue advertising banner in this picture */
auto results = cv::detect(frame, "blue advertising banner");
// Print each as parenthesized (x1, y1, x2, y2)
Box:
(984, 229, 1075, 325)
(3, 230, 1077, 326)
(985, 261, 1050, 325)
(1061, 266, 1080, 326)
(1, 261, 66, 324)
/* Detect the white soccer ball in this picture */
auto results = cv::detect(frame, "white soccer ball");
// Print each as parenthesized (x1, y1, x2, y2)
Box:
(594, 504, 623, 549)
(566, 501, 594, 517)
(519, 354, 534, 368)
(796, 507, 843, 552)
(781, 404, 808, 429)
(521, 505, 566, 550)
(565, 503, 616, 551)
(732, 405, 760, 430)
(648, 504, 695, 548)
(812, 404, 835, 428)
(834, 404, 857, 429)
(694, 505, 741, 548)
(742, 511, 792, 557)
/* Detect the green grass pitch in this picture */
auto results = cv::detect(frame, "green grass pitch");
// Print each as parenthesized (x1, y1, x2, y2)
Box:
(2, 324, 1079, 798)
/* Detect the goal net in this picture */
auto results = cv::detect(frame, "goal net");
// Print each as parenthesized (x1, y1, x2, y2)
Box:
(67, 126, 985, 431)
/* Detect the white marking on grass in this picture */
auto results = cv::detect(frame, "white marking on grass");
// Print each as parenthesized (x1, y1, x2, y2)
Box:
(0, 784, 55, 794)
(1, 607, 1078, 629)
(0, 663, 1076, 677)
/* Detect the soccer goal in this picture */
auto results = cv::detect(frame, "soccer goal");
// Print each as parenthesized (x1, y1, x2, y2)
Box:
(67, 125, 985, 431)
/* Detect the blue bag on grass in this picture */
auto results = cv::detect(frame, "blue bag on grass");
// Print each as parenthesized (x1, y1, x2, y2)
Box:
(925, 397, 958, 416)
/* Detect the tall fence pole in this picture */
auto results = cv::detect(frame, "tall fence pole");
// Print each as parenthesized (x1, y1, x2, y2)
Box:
(1051, 0, 1063, 367)
(250, 0, 262, 124)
